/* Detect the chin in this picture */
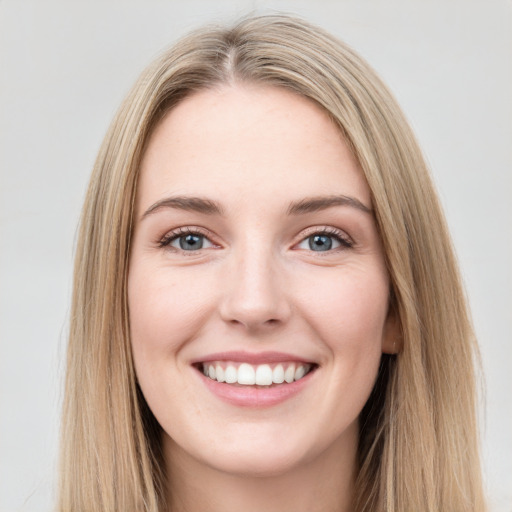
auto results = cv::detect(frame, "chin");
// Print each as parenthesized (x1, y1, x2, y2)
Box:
(204, 447, 305, 478)
(168, 424, 313, 478)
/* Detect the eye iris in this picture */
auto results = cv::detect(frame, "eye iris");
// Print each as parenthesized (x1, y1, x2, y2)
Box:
(309, 234, 332, 251)
(179, 234, 203, 250)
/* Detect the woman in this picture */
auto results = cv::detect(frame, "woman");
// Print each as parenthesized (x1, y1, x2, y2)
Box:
(59, 14, 486, 512)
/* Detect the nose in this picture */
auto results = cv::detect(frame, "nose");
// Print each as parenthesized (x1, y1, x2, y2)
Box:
(218, 245, 291, 332)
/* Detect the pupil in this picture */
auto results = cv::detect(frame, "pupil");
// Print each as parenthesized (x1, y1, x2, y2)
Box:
(309, 234, 332, 251)
(180, 234, 203, 250)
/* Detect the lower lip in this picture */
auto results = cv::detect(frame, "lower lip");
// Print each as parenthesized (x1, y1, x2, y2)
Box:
(197, 369, 315, 408)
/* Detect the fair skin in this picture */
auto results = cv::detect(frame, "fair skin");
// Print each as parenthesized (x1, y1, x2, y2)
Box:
(128, 83, 398, 512)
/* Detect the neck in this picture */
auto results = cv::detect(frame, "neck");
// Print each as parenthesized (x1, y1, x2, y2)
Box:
(164, 428, 358, 512)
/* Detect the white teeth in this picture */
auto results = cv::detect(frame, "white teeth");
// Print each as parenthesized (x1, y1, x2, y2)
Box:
(284, 364, 295, 383)
(294, 365, 306, 380)
(225, 365, 237, 383)
(202, 362, 312, 386)
(215, 364, 225, 383)
(255, 364, 273, 386)
(238, 363, 255, 385)
(272, 364, 285, 384)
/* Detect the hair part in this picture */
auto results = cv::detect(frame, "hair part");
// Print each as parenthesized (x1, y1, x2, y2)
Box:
(59, 14, 485, 512)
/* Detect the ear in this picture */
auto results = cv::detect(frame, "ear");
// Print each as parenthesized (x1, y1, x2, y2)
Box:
(381, 305, 402, 355)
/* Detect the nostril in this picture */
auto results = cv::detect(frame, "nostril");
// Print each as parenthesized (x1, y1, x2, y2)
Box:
(225, 315, 282, 329)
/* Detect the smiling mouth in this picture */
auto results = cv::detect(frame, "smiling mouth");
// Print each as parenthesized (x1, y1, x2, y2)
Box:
(197, 361, 317, 387)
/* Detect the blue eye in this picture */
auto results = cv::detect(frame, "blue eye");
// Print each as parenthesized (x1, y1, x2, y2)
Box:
(308, 234, 336, 251)
(173, 234, 205, 251)
(296, 230, 352, 252)
(160, 230, 215, 252)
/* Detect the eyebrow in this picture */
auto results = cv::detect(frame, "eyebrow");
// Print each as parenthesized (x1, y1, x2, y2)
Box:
(287, 195, 372, 215)
(141, 196, 224, 219)
(141, 193, 372, 221)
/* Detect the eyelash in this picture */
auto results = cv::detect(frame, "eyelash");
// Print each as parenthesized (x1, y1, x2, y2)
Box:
(157, 226, 354, 253)
(297, 227, 354, 252)
(157, 227, 215, 250)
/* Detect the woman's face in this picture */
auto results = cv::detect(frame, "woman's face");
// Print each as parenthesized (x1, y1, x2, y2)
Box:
(129, 84, 397, 476)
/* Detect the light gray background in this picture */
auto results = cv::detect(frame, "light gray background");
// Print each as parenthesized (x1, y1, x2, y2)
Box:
(1, 1, 511, 510)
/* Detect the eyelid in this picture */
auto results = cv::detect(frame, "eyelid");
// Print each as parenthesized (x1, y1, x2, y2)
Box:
(156, 225, 353, 253)
(157, 226, 220, 251)
(292, 226, 354, 251)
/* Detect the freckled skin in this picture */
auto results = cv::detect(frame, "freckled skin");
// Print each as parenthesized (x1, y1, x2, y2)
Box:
(128, 84, 398, 510)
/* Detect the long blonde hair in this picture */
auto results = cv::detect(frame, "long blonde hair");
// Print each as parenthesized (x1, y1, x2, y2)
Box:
(59, 14, 485, 512)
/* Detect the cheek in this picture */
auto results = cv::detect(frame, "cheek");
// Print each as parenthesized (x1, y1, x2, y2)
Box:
(127, 264, 217, 430)
(297, 267, 389, 395)
(128, 263, 213, 367)
(298, 266, 390, 345)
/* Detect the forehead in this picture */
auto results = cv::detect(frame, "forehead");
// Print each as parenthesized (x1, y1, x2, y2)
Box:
(138, 84, 370, 212)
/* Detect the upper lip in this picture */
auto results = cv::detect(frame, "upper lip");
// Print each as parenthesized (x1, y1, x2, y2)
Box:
(191, 351, 315, 365)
